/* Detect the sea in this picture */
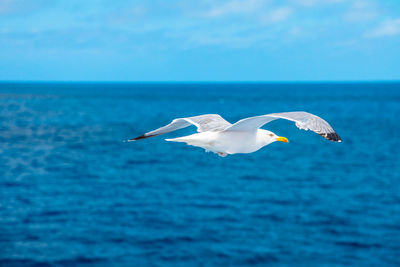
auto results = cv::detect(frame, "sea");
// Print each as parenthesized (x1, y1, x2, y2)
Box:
(1, 82, 400, 266)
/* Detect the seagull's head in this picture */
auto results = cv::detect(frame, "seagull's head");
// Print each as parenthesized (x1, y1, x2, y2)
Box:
(261, 130, 289, 145)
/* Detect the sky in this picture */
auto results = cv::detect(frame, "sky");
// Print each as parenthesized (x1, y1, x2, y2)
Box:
(1, 0, 400, 81)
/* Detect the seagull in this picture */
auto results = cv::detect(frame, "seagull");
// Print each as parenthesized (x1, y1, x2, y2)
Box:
(129, 111, 341, 157)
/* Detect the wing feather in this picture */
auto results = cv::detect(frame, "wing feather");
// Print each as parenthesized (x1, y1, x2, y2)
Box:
(225, 111, 341, 142)
(129, 114, 231, 141)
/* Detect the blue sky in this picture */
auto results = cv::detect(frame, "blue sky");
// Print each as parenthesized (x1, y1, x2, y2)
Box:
(1, 0, 400, 81)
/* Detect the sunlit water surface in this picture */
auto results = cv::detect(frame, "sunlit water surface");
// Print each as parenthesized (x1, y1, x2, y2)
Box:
(1, 82, 399, 266)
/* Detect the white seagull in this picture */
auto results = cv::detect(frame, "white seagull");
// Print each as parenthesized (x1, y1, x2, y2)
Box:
(129, 111, 341, 157)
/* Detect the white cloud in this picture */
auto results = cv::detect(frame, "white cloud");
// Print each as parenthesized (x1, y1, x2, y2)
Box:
(268, 7, 292, 23)
(366, 19, 400, 38)
(183, 25, 275, 48)
(202, 0, 267, 17)
(199, 1, 293, 24)
(344, 1, 378, 22)
(294, 0, 346, 7)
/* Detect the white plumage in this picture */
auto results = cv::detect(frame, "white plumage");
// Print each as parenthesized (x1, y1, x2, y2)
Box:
(129, 112, 341, 157)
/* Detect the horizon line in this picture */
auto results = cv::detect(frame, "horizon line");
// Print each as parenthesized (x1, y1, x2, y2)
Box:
(1, 80, 400, 84)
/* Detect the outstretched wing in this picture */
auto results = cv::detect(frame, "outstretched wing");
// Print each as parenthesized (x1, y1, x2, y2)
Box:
(129, 114, 231, 141)
(224, 111, 341, 142)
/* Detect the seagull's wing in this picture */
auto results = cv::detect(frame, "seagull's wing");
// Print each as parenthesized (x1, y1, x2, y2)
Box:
(129, 114, 231, 141)
(225, 111, 341, 142)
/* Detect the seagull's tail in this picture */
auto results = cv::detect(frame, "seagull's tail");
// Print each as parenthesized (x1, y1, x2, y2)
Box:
(165, 137, 188, 143)
(165, 135, 202, 146)
(166, 133, 209, 148)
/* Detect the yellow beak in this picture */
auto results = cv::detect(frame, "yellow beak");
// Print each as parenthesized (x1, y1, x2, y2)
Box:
(276, 136, 289, 143)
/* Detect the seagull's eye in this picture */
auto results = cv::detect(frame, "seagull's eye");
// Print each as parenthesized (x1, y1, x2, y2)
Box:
(269, 134, 274, 137)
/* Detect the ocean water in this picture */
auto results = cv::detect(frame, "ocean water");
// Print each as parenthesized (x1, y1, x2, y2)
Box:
(1, 82, 400, 266)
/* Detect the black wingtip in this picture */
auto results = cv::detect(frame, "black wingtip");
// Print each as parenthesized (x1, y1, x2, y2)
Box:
(129, 135, 145, 141)
(319, 132, 342, 142)
(127, 134, 159, 142)
(128, 135, 147, 141)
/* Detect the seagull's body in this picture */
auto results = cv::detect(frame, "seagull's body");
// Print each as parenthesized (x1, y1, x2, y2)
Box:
(166, 129, 273, 156)
(129, 112, 341, 157)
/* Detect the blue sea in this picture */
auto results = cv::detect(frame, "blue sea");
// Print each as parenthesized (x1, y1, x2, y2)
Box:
(1, 82, 400, 266)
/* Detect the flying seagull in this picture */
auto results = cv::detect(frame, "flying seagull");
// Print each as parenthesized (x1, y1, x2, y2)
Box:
(128, 111, 341, 157)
